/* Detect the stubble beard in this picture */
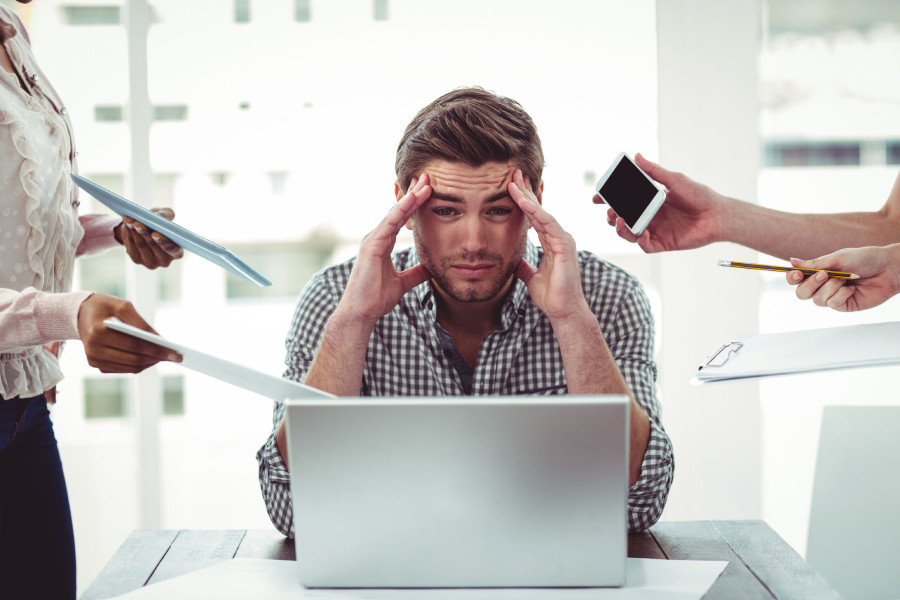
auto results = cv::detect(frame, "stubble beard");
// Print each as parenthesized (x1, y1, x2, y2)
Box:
(413, 228, 526, 303)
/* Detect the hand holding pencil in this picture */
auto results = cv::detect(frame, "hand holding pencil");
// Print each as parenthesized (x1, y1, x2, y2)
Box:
(785, 245, 900, 312)
(719, 260, 859, 280)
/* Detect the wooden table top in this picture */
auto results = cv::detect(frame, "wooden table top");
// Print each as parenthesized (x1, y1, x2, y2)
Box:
(81, 520, 841, 600)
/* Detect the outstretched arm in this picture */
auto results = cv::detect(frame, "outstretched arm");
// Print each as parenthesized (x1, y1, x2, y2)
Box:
(598, 157, 900, 261)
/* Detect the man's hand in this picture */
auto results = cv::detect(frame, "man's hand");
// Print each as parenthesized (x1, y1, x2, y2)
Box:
(787, 245, 900, 312)
(513, 169, 651, 483)
(337, 174, 433, 325)
(77, 293, 182, 373)
(593, 153, 726, 253)
(509, 169, 586, 320)
(300, 174, 433, 400)
(114, 208, 184, 268)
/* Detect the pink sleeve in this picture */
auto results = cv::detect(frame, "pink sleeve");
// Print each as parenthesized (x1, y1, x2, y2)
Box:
(76, 214, 121, 257)
(0, 287, 93, 349)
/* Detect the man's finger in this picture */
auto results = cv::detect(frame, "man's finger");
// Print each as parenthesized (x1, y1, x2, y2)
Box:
(387, 177, 431, 229)
(509, 179, 558, 236)
(398, 264, 430, 292)
(515, 258, 536, 286)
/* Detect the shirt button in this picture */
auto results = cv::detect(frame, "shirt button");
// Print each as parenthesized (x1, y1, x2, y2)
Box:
(32, 74, 39, 82)
(61, 106, 68, 115)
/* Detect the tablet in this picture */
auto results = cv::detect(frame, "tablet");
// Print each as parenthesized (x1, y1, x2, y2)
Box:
(72, 173, 272, 287)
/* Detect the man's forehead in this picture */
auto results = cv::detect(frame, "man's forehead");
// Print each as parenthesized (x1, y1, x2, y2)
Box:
(425, 160, 516, 192)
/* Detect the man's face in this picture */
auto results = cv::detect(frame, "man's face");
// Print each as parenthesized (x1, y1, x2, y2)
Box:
(403, 160, 536, 304)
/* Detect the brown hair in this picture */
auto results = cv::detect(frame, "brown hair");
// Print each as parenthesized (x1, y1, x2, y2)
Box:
(395, 87, 545, 194)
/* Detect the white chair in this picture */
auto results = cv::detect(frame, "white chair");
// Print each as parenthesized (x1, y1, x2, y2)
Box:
(807, 405, 900, 600)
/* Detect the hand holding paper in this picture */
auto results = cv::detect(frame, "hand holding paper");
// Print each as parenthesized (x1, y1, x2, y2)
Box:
(103, 318, 332, 402)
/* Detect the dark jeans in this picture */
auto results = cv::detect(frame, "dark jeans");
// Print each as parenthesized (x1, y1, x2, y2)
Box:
(0, 395, 76, 600)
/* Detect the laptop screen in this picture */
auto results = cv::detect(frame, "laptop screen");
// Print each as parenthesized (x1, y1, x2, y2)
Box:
(285, 395, 629, 588)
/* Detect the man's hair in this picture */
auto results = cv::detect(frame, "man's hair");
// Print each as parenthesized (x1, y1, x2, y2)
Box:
(395, 87, 545, 194)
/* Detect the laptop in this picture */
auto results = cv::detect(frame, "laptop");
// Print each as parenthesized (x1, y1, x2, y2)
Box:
(284, 395, 629, 589)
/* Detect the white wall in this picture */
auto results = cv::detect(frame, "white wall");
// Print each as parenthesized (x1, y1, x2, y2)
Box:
(653, 0, 763, 521)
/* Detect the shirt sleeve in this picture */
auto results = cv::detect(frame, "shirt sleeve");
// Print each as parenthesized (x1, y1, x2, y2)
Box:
(76, 214, 121, 257)
(0, 287, 92, 350)
(256, 270, 342, 537)
(590, 269, 674, 533)
(256, 400, 294, 537)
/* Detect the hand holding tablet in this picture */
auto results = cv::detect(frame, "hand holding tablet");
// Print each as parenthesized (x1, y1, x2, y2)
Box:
(72, 173, 272, 287)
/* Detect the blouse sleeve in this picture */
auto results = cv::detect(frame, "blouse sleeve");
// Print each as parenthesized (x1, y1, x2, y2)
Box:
(0, 287, 92, 350)
(76, 214, 121, 257)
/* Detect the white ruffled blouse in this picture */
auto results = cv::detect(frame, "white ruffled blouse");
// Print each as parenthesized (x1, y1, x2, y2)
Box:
(0, 6, 117, 400)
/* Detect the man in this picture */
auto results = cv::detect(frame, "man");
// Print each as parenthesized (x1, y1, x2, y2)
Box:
(257, 88, 673, 536)
(598, 154, 900, 309)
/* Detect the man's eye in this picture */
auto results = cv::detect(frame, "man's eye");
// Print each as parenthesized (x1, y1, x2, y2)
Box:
(488, 207, 512, 215)
(434, 207, 455, 216)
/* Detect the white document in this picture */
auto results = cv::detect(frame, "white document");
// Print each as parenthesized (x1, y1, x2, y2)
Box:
(694, 321, 900, 383)
(106, 557, 727, 600)
(104, 318, 333, 402)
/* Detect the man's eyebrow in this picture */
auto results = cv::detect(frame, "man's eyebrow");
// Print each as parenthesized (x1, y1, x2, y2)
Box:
(429, 190, 512, 203)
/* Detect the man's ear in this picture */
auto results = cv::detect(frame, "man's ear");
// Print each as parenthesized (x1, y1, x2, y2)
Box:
(395, 181, 414, 230)
(535, 180, 544, 205)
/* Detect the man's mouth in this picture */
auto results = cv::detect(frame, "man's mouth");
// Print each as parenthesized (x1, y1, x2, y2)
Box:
(451, 264, 494, 278)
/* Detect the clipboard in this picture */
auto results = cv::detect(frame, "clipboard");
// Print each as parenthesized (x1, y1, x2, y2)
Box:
(72, 173, 273, 287)
(694, 321, 900, 383)
(104, 318, 333, 402)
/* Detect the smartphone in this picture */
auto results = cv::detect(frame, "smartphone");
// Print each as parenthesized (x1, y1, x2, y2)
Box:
(594, 152, 666, 236)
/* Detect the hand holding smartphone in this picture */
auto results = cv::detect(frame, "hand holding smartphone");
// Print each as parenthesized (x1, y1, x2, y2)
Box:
(595, 152, 666, 236)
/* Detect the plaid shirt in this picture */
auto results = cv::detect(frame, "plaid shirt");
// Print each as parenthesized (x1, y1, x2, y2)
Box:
(257, 240, 674, 535)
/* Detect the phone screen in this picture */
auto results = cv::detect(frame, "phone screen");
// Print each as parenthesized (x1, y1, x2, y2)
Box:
(598, 157, 660, 228)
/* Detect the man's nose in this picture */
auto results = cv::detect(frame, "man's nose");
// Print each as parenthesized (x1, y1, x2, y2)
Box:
(460, 218, 489, 253)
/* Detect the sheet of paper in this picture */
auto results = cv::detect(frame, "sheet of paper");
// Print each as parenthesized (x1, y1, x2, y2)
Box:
(104, 318, 333, 402)
(105, 557, 727, 600)
(694, 321, 900, 383)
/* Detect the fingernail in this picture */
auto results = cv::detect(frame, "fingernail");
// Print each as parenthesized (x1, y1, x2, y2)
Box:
(167, 353, 181, 362)
(816, 271, 827, 281)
